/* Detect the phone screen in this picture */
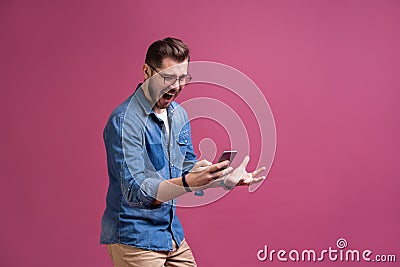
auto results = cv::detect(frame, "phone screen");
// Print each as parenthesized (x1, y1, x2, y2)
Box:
(217, 150, 238, 163)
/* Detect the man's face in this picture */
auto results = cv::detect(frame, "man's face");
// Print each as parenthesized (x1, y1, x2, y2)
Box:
(147, 57, 189, 110)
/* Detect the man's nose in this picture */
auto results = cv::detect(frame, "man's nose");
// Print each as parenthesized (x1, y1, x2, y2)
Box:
(167, 87, 179, 94)
(169, 79, 181, 90)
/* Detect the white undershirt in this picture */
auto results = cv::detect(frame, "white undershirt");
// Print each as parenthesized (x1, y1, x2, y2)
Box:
(155, 110, 170, 138)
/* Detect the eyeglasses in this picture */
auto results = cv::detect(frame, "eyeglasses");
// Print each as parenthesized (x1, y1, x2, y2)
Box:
(146, 62, 192, 86)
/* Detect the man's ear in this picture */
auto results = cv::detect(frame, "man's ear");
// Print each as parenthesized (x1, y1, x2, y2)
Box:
(143, 64, 151, 80)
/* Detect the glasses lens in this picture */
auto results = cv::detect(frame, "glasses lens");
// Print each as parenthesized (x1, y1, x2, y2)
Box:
(181, 75, 192, 84)
(164, 75, 192, 86)
(163, 76, 176, 85)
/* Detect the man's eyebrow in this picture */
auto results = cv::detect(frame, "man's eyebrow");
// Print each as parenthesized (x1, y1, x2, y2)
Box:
(161, 72, 188, 77)
(160, 73, 175, 76)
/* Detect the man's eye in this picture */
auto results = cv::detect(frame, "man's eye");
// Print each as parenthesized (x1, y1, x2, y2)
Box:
(164, 76, 176, 82)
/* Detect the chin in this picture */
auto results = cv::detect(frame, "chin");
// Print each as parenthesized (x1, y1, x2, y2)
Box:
(156, 102, 171, 110)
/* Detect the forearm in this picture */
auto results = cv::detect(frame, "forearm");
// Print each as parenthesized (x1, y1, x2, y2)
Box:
(152, 160, 231, 205)
(153, 177, 187, 205)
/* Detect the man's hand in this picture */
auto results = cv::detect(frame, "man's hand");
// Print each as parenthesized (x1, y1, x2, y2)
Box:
(190, 159, 212, 172)
(185, 159, 233, 189)
(222, 155, 266, 188)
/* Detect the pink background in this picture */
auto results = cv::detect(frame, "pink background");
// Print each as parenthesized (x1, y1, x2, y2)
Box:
(1, 0, 399, 266)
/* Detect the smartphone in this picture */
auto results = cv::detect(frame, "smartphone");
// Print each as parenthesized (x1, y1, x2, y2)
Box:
(211, 150, 237, 175)
(217, 150, 237, 164)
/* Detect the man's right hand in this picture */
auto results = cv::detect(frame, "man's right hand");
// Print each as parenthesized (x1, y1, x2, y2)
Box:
(185, 159, 232, 189)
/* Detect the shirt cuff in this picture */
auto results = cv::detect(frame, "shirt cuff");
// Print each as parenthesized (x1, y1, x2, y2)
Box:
(138, 178, 162, 207)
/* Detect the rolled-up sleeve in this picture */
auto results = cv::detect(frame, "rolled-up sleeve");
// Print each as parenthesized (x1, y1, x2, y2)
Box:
(104, 113, 161, 208)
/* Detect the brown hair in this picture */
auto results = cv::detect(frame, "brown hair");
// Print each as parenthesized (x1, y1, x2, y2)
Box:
(145, 37, 190, 68)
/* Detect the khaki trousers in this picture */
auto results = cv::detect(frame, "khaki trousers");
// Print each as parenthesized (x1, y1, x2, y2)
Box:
(107, 239, 197, 267)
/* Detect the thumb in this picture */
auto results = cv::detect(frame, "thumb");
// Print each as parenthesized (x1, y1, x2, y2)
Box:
(239, 155, 250, 169)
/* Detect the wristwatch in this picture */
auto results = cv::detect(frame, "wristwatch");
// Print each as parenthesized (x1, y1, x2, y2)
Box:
(181, 171, 192, 192)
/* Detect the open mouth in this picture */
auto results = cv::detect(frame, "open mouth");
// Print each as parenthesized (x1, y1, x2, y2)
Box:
(162, 92, 175, 100)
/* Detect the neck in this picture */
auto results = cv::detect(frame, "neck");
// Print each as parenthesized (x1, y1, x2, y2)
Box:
(153, 106, 166, 114)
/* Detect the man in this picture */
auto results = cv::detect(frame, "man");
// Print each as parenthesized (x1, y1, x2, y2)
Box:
(101, 37, 266, 267)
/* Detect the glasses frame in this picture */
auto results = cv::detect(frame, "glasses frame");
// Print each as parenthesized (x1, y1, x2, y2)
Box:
(146, 62, 192, 86)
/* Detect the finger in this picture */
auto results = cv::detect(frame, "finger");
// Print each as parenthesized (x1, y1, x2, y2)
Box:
(210, 167, 230, 179)
(239, 155, 250, 169)
(189, 160, 213, 173)
(221, 166, 233, 177)
(208, 160, 230, 173)
(209, 167, 232, 182)
(192, 166, 208, 172)
(243, 176, 266, 185)
(211, 167, 233, 179)
(198, 159, 212, 167)
(252, 167, 267, 177)
(251, 176, 266, 185)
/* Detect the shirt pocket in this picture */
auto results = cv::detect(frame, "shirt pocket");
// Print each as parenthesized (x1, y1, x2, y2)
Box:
(176, 130, 190, 156)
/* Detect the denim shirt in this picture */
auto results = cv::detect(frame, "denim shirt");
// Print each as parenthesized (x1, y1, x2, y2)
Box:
(100, 84, 197, 251)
